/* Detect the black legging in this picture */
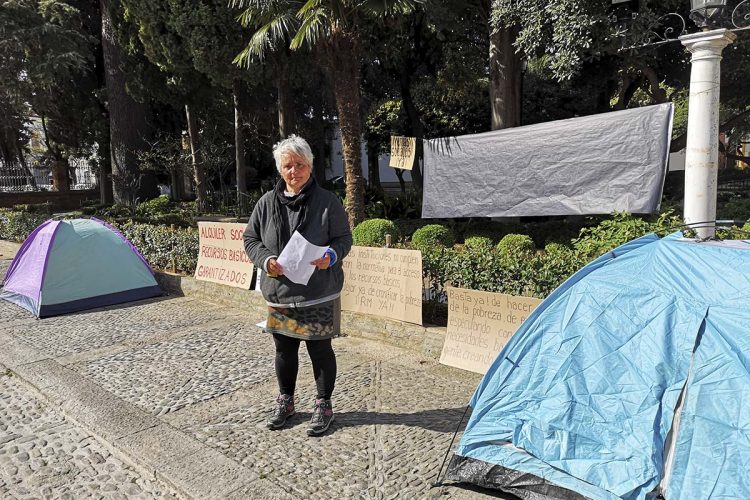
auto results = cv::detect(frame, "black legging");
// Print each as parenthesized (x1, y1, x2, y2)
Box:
(272, 333, 337, 400)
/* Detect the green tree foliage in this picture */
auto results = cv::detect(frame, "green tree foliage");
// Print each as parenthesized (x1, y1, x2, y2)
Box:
(234, 0, 423, 228)
(0, 0, 102, 163)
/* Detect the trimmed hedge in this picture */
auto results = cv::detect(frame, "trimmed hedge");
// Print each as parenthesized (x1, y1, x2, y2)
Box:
(117, 221, 199, 274)
(411, 224, 455, 251)
(8, 206, 748, 320)
(352, 218, 401, 246)
(463, 235, 494, 252)
(0, 208, 51, 242)
(496, 233, 535, 256)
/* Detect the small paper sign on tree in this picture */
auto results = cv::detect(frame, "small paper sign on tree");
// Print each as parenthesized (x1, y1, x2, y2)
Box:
(389, 136, 417, 170)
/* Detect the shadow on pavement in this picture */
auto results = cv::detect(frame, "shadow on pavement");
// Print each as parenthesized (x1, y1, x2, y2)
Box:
(290, 407, 471, 434)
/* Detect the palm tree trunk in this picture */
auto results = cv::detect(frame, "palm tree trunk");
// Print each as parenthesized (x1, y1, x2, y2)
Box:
(276, 48, 296, 139)
(324, 30, 365, 228)
(185, 104, 206, 208)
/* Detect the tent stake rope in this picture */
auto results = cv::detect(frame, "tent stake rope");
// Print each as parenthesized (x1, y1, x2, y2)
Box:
(432, 404, 470, 488)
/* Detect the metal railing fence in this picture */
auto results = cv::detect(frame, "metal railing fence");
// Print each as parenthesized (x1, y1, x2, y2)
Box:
(0, 158, 96, 192)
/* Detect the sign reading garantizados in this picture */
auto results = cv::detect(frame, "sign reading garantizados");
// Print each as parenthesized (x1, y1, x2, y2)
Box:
(194, 222, 254, 289)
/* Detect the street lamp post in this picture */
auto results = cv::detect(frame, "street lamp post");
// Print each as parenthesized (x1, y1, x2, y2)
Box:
(682, 0, 733, 238)
(612, 0, 750, 239)
(680, 27, 735, 238)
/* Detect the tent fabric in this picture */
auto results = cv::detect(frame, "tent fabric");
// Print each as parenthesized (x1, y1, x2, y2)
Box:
(447, 233, 750, 499)
(1, 218, 161, 317)
(422, 103, 673, 218)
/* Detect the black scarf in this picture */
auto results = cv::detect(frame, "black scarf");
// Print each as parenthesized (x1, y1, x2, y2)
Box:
(271, 177, 316, 250)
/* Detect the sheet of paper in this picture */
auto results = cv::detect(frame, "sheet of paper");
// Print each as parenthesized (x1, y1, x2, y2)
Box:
(276, 231, 329, 285)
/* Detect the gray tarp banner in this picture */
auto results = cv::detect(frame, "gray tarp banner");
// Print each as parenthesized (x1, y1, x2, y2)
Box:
(422, 103, 673, 218)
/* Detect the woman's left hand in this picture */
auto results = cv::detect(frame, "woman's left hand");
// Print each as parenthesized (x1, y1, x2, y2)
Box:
(311, 254, 331, 270)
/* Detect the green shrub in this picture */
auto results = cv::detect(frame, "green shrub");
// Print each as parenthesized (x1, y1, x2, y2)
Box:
(11, 203, 53, 215)
(352, 218, 401, 247)
(136, 195, 173, 217)
(0, 209, 50, 242)
(496, 233, 535, 256)
(463, 235, 494, 252)
(99, 204, 135, 219)
(117, 221, 199, 273)
(718, 197, 750, 223)
(572, 211, 682, 260)
(411, 224, 455, 251)
(535, 243, 583, 294)
(716, 222, 750, 240)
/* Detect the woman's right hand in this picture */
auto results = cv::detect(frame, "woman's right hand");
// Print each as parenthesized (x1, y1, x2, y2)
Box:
(267, 258, 284, 277)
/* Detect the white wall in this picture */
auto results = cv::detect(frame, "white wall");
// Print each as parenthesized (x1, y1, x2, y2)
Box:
(328, 127, 413, 184)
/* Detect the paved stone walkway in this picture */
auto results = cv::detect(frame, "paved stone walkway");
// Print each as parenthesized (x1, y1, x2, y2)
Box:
(0, 369, 176, 499)
(0, 253, 496, 499)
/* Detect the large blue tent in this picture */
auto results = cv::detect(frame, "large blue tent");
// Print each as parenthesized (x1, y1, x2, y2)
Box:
(446, 232, 750, 499)
(1, 218, 162, 318)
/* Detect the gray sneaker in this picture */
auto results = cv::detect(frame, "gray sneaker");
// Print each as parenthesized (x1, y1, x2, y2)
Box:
(306, 398, 334, 436)
(267, 394, 295, 429)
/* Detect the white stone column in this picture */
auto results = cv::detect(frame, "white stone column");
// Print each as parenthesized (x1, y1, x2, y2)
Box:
(679, 29, 736, 239)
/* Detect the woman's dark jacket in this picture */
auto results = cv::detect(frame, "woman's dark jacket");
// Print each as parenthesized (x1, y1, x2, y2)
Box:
(243, 178, 352, 307)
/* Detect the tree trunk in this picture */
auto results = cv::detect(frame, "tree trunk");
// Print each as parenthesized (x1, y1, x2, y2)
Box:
(17, 147, 36, 189)
(100, 0, 156, 204)
(276, 48, 296, 139)
(51, 159, 70, 192)
(323, 30, 365, 228)
(232, 79, 247, 208)
(400, 68, 423, 190)
(185, 104, 205, 208)
(488, 24, 522, 130)
(98, 129, 113, 202)
(394, 167, 406, 194)
(312, 103, 327, 186)
(94, 7, 113, 204)
(367, 137, 383, 195)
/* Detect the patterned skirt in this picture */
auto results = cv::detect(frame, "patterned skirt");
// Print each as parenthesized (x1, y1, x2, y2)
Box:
(264, 298, 341, 341)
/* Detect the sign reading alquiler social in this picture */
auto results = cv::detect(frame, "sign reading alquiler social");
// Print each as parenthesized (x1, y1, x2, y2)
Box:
(341, 246, 422, 325)
(440, 286, 541, 374)
(194, 222, 254, 289)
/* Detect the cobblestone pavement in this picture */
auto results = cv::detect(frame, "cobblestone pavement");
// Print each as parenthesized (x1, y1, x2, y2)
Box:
(0, 369, 176, 499)
(0, 255, 497, 499)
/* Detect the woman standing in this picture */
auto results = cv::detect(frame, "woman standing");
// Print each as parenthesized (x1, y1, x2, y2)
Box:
(244, 135, 352, 435)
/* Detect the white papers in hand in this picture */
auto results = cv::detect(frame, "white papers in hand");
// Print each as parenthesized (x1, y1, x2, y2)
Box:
(276, 231, 329, 285)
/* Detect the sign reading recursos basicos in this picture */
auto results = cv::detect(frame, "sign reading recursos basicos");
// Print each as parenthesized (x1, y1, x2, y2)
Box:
(194, 222, 254, 289)
(341, 246, 422, 325)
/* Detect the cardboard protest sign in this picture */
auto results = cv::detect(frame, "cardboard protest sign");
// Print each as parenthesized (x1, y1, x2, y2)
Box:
(195, 222, 254, 289)
(389, 136, 417, 170)
(341, 246, 422, 325)
(440, 286, 541, 374)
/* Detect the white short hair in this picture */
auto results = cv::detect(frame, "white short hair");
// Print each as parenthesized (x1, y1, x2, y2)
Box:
(272, 135, 314, 173)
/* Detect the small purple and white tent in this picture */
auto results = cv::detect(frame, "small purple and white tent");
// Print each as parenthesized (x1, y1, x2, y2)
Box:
(1, 218, 162, 318)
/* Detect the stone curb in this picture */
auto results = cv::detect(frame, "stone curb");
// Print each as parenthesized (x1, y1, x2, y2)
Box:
(154, 271, 448, 361)
(0, 332, 292, 500)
